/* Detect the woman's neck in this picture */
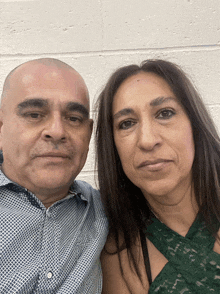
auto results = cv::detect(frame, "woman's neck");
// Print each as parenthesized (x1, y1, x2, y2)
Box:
(146, 183, 198, 237)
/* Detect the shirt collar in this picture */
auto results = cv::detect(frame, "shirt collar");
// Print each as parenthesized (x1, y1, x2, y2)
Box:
(0, 169, 13, 186)
(0, 169, 89, 204)
(68, 181, 89, 202)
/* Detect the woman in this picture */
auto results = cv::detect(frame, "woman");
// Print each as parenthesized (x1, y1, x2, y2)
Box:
(96, 59, 220, 293)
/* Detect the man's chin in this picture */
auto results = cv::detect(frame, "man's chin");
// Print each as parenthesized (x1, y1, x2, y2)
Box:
(3, 166, 76, 196)
(29, 173, 74, 194)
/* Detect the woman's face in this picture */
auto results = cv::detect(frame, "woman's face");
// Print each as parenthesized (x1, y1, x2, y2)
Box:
(112, 72, 195, 203)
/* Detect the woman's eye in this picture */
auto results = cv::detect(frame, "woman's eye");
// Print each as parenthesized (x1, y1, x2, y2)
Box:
(119, 120, 136, 130)
(156, 109, 175, 119)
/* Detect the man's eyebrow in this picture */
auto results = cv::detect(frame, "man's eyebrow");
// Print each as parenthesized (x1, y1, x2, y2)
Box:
(113, 108, 135, 120)
(149, 96, 177, 107)
(17, 98, 48, 109)
(65, 102, 89, 118)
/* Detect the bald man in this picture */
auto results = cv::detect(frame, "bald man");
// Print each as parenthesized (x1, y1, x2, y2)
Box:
(0, 58, 108, 293)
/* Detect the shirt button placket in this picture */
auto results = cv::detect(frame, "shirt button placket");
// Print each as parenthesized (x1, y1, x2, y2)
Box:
(42, 209, 56, 287)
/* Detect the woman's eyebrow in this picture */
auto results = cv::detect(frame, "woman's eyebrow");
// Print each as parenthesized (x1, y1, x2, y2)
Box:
(113, 108, 135, 120)
(113, 96, 177, 120)
(150, 96, 177, 107)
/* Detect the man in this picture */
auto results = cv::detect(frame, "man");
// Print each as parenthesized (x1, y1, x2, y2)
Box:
(0, 58, 108, 293)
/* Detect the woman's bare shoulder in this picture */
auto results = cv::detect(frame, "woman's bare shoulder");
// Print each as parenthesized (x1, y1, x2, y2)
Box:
(101, 234, 149, 294)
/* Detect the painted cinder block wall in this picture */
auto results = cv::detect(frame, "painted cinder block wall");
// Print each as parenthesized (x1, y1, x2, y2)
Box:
(0, 0, 220, 187)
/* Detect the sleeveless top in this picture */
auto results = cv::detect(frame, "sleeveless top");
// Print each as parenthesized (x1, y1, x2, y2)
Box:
(142, 215, 220, 293)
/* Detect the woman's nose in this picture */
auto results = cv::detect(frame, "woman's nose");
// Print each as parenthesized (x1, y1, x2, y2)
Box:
(137, 121, 162, 151)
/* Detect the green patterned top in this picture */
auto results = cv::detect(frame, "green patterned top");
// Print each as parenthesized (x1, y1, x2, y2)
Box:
(145, 216, 220, 293)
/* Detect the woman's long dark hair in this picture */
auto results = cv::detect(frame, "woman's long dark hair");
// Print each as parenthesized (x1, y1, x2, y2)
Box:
(95, 59, 220, 282)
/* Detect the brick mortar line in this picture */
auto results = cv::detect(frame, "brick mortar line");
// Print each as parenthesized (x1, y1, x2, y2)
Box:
(0, 44, 219, 60)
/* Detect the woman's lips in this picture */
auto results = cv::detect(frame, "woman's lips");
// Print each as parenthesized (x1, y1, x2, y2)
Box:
(138, 159, 173, 171)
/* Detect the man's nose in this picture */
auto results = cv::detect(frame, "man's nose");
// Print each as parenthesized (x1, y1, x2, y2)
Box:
(42, 114, 66, 143)
(137, 121, 162, 151)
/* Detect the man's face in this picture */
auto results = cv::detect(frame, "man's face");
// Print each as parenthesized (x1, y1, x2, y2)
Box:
(0, 62, 93, 199)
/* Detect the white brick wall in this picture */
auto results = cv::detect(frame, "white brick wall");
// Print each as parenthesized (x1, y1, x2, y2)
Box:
(1, 0, 220, 187)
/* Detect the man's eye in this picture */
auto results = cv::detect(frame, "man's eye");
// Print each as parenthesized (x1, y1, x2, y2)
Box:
(29, 113, 41, 118)
(23, 112, 43, 119)
(156, 109, 175, 119)
(119, 120, 136, 130)
(69, 117, 79, 121)
(67, 116, 83, 123)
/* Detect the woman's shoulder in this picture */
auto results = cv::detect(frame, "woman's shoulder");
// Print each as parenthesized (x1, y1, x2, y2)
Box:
(101, 233, 150, 294)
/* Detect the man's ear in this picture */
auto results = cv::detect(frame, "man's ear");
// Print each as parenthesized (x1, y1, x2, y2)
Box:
(0, 109, 4, 150)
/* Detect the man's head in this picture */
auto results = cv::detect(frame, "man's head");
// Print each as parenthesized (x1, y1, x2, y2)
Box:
(0, 58, 93, 206)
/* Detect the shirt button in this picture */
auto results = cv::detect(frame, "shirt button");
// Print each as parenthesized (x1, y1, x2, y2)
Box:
(46, 211, 51, 218)
(47, 272, 53, 279)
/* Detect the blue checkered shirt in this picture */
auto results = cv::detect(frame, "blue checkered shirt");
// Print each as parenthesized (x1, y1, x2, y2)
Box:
(0, 170, 108, 293)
